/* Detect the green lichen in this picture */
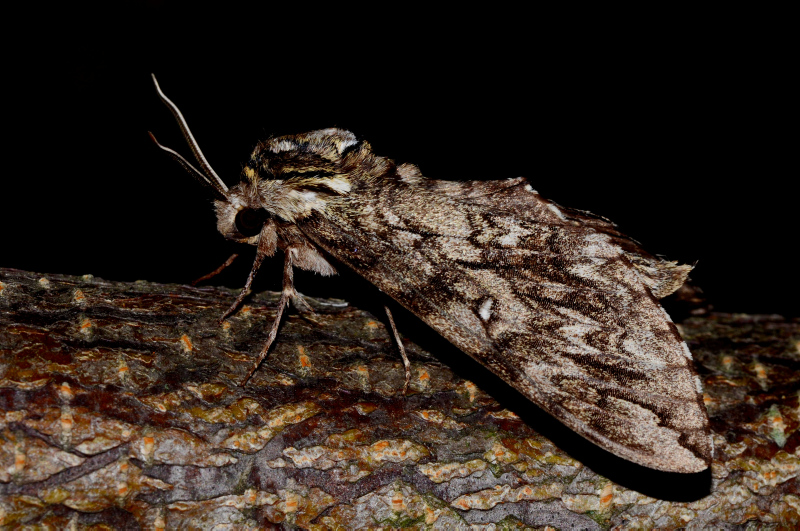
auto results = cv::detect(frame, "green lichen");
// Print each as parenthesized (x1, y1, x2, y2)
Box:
(374, 512, 426, 528)
(584, 509, 611, 527)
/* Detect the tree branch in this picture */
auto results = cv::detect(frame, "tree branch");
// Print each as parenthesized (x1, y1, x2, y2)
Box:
(0, 268, 797, 528)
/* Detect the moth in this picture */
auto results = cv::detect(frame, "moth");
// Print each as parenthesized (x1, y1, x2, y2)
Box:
(149, 75, 712, 473)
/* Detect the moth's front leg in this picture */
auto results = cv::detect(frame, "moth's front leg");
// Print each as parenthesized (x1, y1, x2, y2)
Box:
(191, 253, 239, 287)
(219, 222, 277, 323)
(239, 246, 297, 386)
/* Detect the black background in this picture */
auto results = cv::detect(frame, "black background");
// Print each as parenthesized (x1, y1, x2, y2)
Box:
(3, 3, 794, 499)
(7, 5, 794, 318)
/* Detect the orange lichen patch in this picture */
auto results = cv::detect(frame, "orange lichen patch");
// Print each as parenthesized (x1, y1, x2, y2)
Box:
(0, 430, 84, 483)
(14, 445, 26, 473)
(150, 510, 167, 531)
(462, 380, 478, 402)
(220, 401, 322, 453)
(746, 360, 771, 391)
(72, 288, 86, 303)
(487, 409, 520, 421)
(297, 345, 312, 369)
(417, 368, 430, 382)
(79, 318, 93, 334)
(367, 439, 428, 462)
(502, 437, 582, 467)
(0, 281, 5, 295)
(483, 441, 519, 465)
(352, 402, 378, 415)
(413, 409, 466, 430)
(364, 320, 381, 329)
(414, 409, 440, 422)
(239, 305, 252, 316)
(142, 436, 155, 460)
(38, 277, 51, 288)
(418, 459, 488, 483)
(179, 334, 193, 352)
(38, 458, 172, 512)
(599, 482, 615, 509)
(268, 485, 336, 528)
(752, 362, 768, 379)
(451, 482, 563, 510)
(284, 491, 299, 513)
(372, 440, 389, 452)
(58, 381, 74, 401)
(391, 490, 406, 511)
(59, 408, 74, 444)
(131, 429, 237, 467)
(721, 354, 736, 372)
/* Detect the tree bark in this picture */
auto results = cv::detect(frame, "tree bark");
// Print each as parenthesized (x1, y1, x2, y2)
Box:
(1, 268, 797, 529)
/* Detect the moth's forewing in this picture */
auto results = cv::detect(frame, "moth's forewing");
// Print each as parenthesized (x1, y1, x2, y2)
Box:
(299, 173, 711, 473)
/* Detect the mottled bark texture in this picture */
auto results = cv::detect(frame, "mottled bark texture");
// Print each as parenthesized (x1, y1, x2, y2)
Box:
(1, 268, 798, 529)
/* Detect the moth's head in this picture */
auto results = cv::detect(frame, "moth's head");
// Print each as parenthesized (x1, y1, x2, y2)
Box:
(213, 185, 271, 245)
(150, 76, 385, 245)
(214, 128, 375, 242)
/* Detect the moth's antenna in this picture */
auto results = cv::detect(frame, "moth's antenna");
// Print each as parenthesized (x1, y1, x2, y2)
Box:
(151, 74, 229, 196)
(148, 132, 228, 201)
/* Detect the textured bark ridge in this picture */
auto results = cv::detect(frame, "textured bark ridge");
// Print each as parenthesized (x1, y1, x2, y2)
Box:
(0, 268, 798, 528)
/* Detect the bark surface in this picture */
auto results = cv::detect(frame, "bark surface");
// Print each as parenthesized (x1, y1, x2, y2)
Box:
(0, 268, 798, 529)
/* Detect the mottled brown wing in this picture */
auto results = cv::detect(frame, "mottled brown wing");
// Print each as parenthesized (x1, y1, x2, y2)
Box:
(301, 176, 712, 473)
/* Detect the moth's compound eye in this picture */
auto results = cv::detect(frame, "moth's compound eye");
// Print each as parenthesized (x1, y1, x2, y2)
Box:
(234, 208, 267, 237)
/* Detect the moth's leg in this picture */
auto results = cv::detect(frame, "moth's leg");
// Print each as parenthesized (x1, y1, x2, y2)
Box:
(192, 253, 239, 286)
(384, 305, 410, 394)
(219, 232, 273, 323)
(240, 249, 295, 386)
(290, 292, 314, 314)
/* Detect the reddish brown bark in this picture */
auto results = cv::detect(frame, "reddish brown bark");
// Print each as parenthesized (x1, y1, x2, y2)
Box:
(1, 268, 797, 528)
